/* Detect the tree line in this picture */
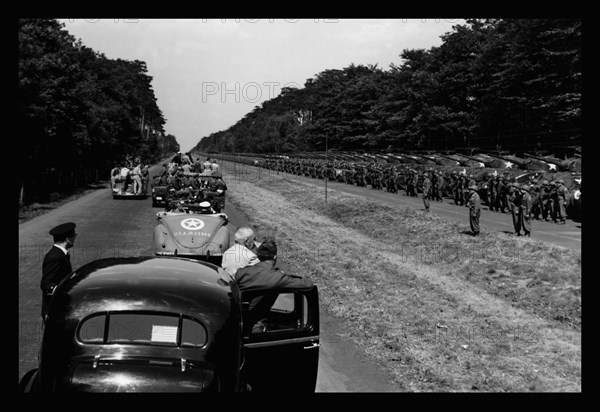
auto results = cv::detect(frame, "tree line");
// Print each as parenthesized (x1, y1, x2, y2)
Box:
(194, 19, 581, 158)
(18, 18, 179, 206)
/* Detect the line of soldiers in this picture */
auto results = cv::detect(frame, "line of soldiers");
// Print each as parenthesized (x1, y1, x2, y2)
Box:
(484, 176, 568, 224)
(211, 155, 576, 224)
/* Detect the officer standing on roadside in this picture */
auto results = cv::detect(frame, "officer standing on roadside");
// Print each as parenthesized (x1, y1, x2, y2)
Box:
(508, 183, 523, 236)
(40, 222, 77, 321)
(467, 184, 481, 236)
(555, 179, 568, 224)
(422, 171, 431, 212)
(520, 184, 533, 237)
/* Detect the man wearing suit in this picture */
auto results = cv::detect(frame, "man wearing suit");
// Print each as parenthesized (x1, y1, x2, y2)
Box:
(235, 239, 313, 335)
(40, 222, 77, 321)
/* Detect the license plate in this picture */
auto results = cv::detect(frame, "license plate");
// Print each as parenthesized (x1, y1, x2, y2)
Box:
(156, 197, 162, 200)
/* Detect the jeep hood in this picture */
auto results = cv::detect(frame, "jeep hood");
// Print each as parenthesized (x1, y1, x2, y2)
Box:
(158, 214, 226, 249)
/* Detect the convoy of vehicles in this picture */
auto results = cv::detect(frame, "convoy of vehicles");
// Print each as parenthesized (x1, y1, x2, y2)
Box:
(19, 159, 319, 393)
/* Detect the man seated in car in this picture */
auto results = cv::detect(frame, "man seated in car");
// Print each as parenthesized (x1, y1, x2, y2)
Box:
(235, 239, 314, 335)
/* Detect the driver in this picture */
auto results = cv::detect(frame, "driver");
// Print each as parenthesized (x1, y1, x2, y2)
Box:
(198, 201, 216, 214)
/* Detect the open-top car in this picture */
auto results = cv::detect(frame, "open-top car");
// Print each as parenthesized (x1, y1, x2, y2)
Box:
(154, 200, 230, 264)
(197, 174, 227, 212)
(154, 172, 227, 212)
(18, 256, 320, 392)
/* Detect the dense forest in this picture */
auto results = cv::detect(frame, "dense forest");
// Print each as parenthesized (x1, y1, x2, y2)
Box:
(18, 19, 179, 205)
(194, 19, 581, 157)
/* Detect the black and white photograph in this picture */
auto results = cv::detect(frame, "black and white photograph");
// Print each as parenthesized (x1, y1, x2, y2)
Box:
(18, 18, 581, 392)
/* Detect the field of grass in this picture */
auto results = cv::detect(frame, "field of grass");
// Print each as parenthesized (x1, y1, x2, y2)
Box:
(223, 164, 581, 392)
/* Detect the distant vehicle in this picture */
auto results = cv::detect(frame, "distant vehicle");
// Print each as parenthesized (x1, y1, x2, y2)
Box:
(112, 166, 148, 200)
(153, 201, 231, 264)
(151, 177, 168, 208)
(18, 257, 320, 392)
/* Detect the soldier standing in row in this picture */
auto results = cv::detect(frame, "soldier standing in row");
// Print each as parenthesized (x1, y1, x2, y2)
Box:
(540, 180, 553, 221)
(497, 177, 508, 213)
(450, 172, 460, 205)
(530, 183, 542, 220)
(433, 171, 443, 201)
(555, 179, 568, 224)
(487, 176, 497, 212)
(466, 173, 477, 208)
(508, 183, 523, 236)
(520, 184, 533, 237)
(467, 185, 481, 236)
(422, 171, 431, 212)
(457, 173, 466, 206)
(407, 169, 416, 196)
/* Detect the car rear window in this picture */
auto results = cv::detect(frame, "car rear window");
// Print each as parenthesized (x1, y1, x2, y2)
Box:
(77, 312, 207, 348)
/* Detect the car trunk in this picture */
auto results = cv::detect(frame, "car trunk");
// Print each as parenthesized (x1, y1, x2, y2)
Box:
(67, 359, 218, 392)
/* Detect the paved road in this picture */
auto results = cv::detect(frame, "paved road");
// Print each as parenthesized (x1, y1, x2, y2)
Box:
(218, 161, 581, 252)
(18, 161, 398, 392)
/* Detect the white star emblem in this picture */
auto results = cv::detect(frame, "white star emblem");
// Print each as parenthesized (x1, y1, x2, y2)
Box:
(504, 161, 513, 169)
(548, 163, 557, 171)
(181, 218, 205, 231)
(478, 162, 485, 168)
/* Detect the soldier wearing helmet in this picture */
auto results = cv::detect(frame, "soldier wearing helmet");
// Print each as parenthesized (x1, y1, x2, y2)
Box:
(554, 179, 568, 224)
(496, 176, 508, 213)
(507, 182, 523, 236)
(450, 171, 460, 205)
(520, 184, 533, 237)
(487, 174, 497, 212)
(467, 185, 481, 236)
(421, 171, 432, 212)
(539, 180, 553, 221)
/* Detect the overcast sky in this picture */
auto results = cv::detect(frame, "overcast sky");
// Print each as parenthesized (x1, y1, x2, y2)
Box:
(60, 19, 464, 152)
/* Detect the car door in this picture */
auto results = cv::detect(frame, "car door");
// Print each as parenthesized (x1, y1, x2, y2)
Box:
(241, 287, 319, 392)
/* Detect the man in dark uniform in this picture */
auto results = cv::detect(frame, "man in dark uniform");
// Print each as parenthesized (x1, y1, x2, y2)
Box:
(540, 180, 553, 221)
(450, 172, 460, 205)
(40, 222, 77, 321)
(433, 171, 442, 201)
(497, 177, 507, 212)
(467, 184, 481, 236)
(508, 183, 523, 236)
(457, 173, 466, 206)
(466, 173, 477, 207)
(555, 179, 568, 224)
